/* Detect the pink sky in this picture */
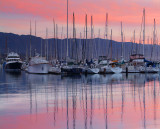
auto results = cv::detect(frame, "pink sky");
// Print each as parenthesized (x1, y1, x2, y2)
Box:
(0, 0, 160, 42)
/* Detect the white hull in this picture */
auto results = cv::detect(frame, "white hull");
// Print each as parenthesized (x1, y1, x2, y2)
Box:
(100, 66, 113, 73)
(86, 68, 99, 74)
(27, 63, 50, 74)
(100, 66, 122, 74)
(123, 66, 141, 73)
(139, 67, 159, 73)
(111, 67, 122, 74)
(49, 67, 61, 74)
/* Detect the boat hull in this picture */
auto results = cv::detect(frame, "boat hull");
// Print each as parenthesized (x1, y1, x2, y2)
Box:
(139, 67, 159, 73)
(5, 62, 22, 71)
(122, 66, 141, 73)
(111, 67, 122, 74)
(86, 68, 99, 74)
(27, 63, 50, 74)
(61, 66, 82, 74)
(99, 66, 113, 74)
(49, 67, 61, 74)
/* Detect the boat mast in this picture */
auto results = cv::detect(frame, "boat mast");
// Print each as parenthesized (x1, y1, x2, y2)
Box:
(124, 35, 126, 60)
(105, 13, 108, 58)
(143, 8, 145, 56)
(61, 26, 63, 61)
(72, 12, 75, 59)
(91, 16, 93, 39)
(56, 24, 58, 60)
(82, 27, 85, 61)
(41, 39, 42, 57)
(80, 32, 82, 61)
(46, 28, 48, 60)
(91, 15, 93, 59)
(110, 29, 112, 60)
(53, 19, 56, 39)
(150, 19, 156, 61)
(30, 20, 32, 58)
(150, 37, 153, 61)
(35, 20, 36, 37)
(73, 12, 75, 40)
(35, 20, 37, 56)
(121, 21, 123, 60)
(66, 0, 69, 58)
(53, 19, 56, 59)
(98, 29, 101, 58)
(153, 18, 156, 61)
(153, 19, 156, 45)
(5, 37, 8, 56)
(26, 43, 28, 60)
(134, 30, 135, 54)
(85, 14, 87, 60)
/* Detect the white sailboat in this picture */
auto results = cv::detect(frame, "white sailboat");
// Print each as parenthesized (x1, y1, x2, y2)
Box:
(100, 29, 122, 74)
(27, 53, 50, 74)
(85, 15, 100, 74)
(139, 17, 159, 73)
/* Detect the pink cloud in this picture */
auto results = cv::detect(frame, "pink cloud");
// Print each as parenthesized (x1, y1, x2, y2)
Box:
(0, 0, 160, 42)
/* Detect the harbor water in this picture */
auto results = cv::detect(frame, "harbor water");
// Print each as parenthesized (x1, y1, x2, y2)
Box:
(0, 68, 160, 129)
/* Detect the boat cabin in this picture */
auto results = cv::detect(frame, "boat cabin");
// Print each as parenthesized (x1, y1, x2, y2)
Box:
(130, 54, 145, 66)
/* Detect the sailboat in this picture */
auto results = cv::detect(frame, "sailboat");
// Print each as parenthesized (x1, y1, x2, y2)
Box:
(123, 9, 146, 73)
(110, 29, 122, 74)
(26, 21, 50, 74)
(139, 18, 159, 73)
(27, 52, 50, 74)
(99, 28, 122, 74)
(49, 20, 62, 74)
(83, 15, 100, 74)
(61, 13, 83, 74)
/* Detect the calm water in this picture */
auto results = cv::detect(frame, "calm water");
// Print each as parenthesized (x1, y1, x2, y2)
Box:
(0, 68, 160, 129)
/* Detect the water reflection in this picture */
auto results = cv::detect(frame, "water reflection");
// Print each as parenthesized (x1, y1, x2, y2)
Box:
(0, 72, 160, 129)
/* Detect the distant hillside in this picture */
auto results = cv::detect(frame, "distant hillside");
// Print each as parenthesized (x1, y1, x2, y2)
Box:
(0, 32, 159, 61)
